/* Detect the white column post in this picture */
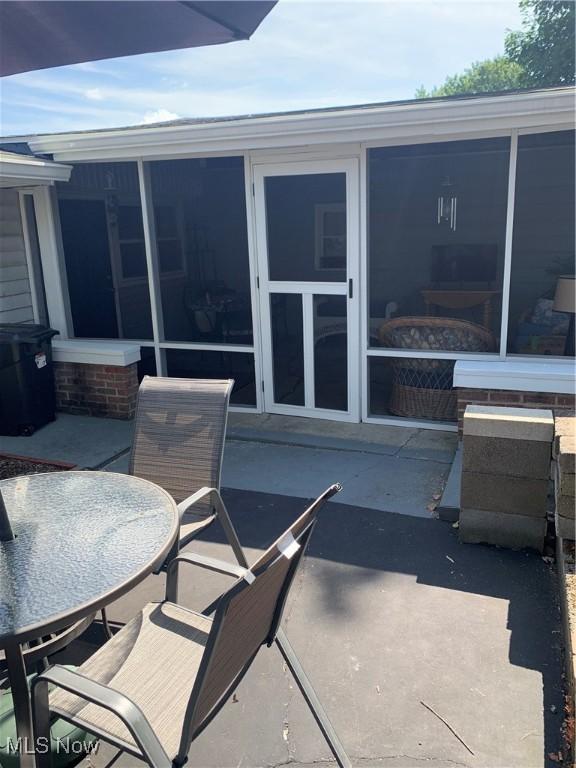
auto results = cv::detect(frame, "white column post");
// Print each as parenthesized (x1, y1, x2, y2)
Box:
(137, 159, 165, 374)
(499, 131, 519, 359)
(32, 185, 72, 337)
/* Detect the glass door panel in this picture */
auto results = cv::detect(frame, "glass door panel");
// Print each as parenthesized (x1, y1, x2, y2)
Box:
(313, 295, 347, 411)
(271, 293, 304, 406)
(264, 173, 347, 282)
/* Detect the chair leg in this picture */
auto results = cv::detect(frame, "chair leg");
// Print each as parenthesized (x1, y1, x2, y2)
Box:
(212, 491, 249, 568)
(101, 608, 113, 640)
(275, 628, 352, 768)
(31, 677, 52, 768)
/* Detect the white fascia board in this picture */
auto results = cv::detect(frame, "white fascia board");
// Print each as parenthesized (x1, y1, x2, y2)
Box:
(52, 339, 141, 366)
(0, 152, 72, 187)
(453, 360, 576, 395)
(23, 88, 576, 162)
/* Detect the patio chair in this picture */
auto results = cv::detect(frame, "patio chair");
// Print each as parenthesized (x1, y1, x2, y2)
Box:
(32, 484, 351, 768)
(100, 376, 246, 637)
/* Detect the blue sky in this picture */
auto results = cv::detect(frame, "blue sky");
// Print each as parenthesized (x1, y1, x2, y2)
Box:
(0, 0, 523, 137)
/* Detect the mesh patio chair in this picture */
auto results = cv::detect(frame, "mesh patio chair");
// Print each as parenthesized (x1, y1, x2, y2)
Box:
(32, 484, 351, 768)
(101, 376, 245, 637)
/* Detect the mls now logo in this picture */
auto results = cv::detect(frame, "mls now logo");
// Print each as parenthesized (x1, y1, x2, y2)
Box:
(2, 736, 99, 756)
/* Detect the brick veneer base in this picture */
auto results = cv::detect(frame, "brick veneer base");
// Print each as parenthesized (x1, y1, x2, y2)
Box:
(54, 361, 138, 420)
(456, 388, 575, 435)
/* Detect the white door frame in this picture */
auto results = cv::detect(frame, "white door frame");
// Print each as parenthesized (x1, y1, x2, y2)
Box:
(253, 158, 360, 422)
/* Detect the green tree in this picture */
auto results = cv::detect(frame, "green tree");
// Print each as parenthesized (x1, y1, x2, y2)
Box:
(415, 56, 524, 98)
(417, 0, 575, 98)
(505, 0, 575, 87)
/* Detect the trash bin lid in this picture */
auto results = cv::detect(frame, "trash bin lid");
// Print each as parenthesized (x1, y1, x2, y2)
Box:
(0, 324, 59, 344)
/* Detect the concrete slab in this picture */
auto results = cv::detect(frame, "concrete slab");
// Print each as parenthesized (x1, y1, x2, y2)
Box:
(397, 429, 457, 463)
(0, 413, 133, 468)
(437, 446, 462, 523)
(227, 412, 422, 456)
(461, 471, 549, 517)
(463, 405, 554, 442)
(68, 489, 564, 768)
(459, 507, 547, 552)
(222, 439, 449, 518)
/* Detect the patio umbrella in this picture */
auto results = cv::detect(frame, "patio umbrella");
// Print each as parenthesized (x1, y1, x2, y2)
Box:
(0, 1, 277, 77)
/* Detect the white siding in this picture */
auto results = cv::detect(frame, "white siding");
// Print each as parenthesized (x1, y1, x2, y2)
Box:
(0, 188, 34, 323)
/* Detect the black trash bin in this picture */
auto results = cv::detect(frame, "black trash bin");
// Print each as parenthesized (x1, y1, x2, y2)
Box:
(0, 324, 59, 436)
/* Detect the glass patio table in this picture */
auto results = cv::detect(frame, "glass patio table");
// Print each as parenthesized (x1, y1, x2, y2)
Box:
(0, 471, 179, 768)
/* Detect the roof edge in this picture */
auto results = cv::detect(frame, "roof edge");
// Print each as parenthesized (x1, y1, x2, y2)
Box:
(5, 86, 574, 162)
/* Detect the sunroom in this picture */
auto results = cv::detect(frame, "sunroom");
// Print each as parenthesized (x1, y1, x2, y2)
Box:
(1, 86, 574, 430)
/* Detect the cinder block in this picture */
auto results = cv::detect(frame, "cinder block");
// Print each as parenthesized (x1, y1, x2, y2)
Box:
(556, 511, 575, 540)
(461, 471, 548, 517)
(556, 464, 576, 497)
(558, 435, 576, 475)
(553, 412, 575, 459)
(463, 405, 554, 442)
(556, 492, 576, 520)
(459, 508, 546, 552)
(462, 435, 551, 479)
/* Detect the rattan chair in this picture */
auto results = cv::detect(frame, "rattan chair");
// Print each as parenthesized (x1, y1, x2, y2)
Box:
(378, 317, 496, 421)
(101, 376, 244, 638)
(32, 485, 351, 768)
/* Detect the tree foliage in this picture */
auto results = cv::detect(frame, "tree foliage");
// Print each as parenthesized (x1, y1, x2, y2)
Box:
(417, 0, 575, 98)
(505, 0, 575, 87)
(415, 57, 524, 98)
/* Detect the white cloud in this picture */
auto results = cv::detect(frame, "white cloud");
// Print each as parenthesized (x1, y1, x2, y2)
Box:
(84, 88, 104, 100)
(141, 108, 180, 124)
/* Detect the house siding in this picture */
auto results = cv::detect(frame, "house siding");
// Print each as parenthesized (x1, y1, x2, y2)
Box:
(0, 188, 34, 324)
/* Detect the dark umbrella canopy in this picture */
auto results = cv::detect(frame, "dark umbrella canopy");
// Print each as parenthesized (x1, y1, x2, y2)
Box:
(0, 1, 277, 77)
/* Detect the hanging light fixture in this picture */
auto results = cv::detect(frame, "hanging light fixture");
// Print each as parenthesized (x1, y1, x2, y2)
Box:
(437, 176, 457, 231)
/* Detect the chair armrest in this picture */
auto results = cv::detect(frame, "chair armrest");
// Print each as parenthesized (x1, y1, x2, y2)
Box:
(165, 551, 252, 603)
(32, 665, 172, 768)
(177, 486, 217, 517)
(170, 552, 248, 578)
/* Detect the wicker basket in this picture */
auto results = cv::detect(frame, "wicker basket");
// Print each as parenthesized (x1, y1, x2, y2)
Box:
(388, 381, 457, 421)
(378, 316, 496, 422)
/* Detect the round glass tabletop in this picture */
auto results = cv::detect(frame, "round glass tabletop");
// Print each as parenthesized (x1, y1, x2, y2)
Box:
(0, 471, 178, 644)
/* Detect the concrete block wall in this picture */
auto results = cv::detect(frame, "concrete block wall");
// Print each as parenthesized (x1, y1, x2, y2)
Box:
(54, 361, 138, 420)
(456, 388, 574, 436)
(459, 405, 554, 552)
(554, 413, 575, 540)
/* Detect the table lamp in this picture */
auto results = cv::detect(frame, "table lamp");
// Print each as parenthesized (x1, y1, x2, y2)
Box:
(554, 275, 576, 357)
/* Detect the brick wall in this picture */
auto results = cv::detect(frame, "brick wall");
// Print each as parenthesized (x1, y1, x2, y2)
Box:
(456, 388, 575, 435)
(54, 361, 138, 420)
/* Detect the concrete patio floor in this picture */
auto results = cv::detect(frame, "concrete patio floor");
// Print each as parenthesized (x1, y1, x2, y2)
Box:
(1, 413, 565, 765)
(65, 489, 563, 768)
(0, 412, 456, 516)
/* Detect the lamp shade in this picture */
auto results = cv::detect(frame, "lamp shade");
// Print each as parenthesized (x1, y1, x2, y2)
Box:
(553, 275, 576, 314)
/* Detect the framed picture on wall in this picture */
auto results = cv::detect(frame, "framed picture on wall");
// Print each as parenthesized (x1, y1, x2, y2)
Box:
(314, 202, 346, 271)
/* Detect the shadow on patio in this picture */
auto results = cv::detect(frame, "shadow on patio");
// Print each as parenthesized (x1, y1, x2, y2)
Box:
(63, 488, 563, 768)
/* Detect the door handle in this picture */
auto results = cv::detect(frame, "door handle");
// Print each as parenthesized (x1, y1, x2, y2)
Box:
(348, 279, 353, 299)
